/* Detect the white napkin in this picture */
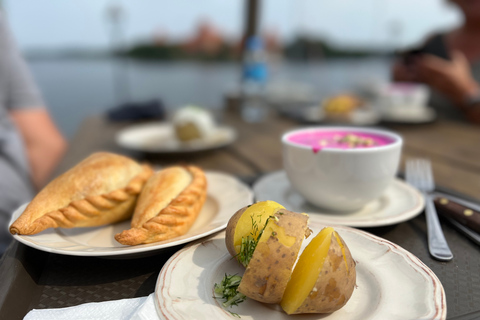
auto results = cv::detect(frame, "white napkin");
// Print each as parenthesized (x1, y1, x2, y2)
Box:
(24, 293, 160, 320)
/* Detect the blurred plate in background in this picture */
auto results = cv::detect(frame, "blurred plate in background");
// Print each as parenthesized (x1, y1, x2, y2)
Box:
(380, 106, 437, 124)
(116, 122, 237, 153)
(281, 104, 381, 126)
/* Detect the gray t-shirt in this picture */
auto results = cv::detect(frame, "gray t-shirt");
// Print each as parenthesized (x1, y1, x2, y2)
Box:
(0, 13, 44, 253)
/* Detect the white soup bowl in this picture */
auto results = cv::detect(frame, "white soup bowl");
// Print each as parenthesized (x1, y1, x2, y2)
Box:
(282, 127, 403, 211)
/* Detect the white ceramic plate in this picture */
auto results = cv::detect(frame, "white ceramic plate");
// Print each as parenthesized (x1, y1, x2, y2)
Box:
(253, 171, 425, 228)
(155, 221, 446, 320)
(9, 172, 253, 257)
(290, 105, 381, 126)
(116, 122, 237, 153)
(380, 106, 437, 124)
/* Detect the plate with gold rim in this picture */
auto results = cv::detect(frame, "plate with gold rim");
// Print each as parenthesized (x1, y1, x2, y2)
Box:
(155, 222, 446, 319)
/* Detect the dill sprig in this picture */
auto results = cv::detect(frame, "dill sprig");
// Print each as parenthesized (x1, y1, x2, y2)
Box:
(237, 235, 256, 267)
(236, 214, 276, 267)
(214, 274, 247, 309)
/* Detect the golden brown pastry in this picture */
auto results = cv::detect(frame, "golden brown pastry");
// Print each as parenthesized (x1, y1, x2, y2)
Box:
(323, 94, 364, 122)
(9, 152, 153, 235)
(115, 165, 207, 245)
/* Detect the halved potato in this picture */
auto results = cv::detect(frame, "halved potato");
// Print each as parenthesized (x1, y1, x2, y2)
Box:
(237, 209, 310, 304)
(280, 227, 356, 314)
(225, 200, 285, 261)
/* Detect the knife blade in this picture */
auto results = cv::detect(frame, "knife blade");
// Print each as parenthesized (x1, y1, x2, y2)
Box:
(441, 216, 480, 246)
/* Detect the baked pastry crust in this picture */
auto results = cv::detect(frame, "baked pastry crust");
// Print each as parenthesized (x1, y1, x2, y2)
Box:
(115, 165, 207, 245)
(9, 152, 153, 235)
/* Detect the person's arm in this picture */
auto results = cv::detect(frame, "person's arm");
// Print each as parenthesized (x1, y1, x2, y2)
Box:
(9, 108, 67, 189)
(0, 12, 67, 188)
(415, 51, 480, 124)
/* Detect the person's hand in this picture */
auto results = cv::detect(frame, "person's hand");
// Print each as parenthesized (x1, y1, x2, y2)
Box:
(415, 51, 480, 106)
(392, 58, 419, 83)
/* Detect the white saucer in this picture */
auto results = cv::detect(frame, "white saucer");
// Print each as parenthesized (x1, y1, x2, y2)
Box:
(253, 171, 425, 228)
(116, 122, 237, 153)
(380, 106, 437, 124)
(300, 105, 381, 126)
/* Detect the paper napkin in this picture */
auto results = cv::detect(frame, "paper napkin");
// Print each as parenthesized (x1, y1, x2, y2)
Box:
(24, 293, 159, 320)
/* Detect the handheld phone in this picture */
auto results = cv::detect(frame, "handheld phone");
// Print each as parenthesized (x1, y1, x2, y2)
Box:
(402, 36, 450, 66)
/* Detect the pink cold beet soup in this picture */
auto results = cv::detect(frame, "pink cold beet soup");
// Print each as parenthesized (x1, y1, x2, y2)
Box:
(287, 129, 396, 153)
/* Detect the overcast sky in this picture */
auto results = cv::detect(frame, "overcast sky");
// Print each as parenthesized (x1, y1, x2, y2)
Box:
(3, 0, 462, 51)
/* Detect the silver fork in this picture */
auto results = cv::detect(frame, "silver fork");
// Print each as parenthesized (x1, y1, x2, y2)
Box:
(405, 159, 453, 261)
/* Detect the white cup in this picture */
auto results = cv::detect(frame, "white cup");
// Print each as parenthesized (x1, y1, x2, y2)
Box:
(282, 127, 403, 211)
(377, 82, 430, 114)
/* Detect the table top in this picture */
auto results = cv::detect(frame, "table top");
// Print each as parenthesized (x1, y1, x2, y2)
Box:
(1, 108, 479, 320)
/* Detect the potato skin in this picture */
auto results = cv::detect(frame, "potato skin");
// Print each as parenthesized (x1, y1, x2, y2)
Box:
(225, 206, 247, 258)
(238, 209, 309, 304)
(292, 232, 356, 314)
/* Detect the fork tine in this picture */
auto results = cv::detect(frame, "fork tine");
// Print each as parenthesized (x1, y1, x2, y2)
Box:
(406, 158, 435, 192)
(419, 159, 434, 190)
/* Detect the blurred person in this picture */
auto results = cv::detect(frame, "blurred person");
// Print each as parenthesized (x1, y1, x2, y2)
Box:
(0, 12, 66, 254)
(392, 0, 480, 124)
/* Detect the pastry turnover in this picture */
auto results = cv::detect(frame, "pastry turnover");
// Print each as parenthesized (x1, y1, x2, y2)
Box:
(9, 152, 153, 235)
(115, 165, 207, 245)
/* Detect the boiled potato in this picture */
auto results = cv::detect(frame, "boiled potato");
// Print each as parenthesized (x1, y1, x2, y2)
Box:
(222, 202, 355, 313)
(237, 209, 310, 304)
(225, 200, 285, 263)
(280, 227, 356, 314)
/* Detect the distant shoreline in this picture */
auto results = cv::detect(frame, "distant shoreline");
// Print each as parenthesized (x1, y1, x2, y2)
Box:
(26, 58, 392, 138)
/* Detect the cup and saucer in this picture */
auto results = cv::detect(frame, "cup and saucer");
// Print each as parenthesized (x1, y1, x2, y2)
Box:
(254, 127, 425, 228)
(375, 82, 437, 124)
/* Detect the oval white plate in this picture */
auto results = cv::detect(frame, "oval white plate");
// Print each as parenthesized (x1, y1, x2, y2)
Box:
(155, 221, 446, 320)
(253, 171, 424, 228)
(116, 122, 237, 153)
(288, 105, 381, 126)
(381, 106, 437, 124)
(9, 172, 253, 257)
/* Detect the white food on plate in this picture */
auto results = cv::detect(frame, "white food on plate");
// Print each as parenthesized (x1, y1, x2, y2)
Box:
(172, 106, 216, 141)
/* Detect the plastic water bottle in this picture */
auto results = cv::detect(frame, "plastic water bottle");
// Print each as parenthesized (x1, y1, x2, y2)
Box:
(240, 36, 268, 123)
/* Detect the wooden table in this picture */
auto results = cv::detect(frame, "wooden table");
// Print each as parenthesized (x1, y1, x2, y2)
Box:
(1, 109, 479, 320)
(51, 111, 480, 200)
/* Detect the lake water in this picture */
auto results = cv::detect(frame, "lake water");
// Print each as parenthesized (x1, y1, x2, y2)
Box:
(27, 57, 392, 138)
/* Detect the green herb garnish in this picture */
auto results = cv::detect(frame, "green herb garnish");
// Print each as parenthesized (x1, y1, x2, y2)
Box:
(238, 235, 256, 267)
(236, 214, 276, 267)
(214, 274, 247, 309)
